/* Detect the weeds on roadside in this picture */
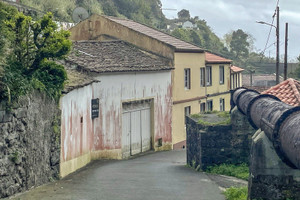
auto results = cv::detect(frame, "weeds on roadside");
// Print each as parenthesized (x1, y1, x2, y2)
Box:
(205, 163, 249, 180)
(224, 186, 247, 200)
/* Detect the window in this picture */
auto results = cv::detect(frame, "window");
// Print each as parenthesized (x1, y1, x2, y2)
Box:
(200, 68, 205, 87)
(207, 100, 213, 111)
(220, 98, 225, 111)
(206, 66, 212, 86)
(184, 68, 191, 89)
(231, 74, 235, 89)
(200, 103, 206, 113)
(184, 106, 191, 123)
(219, 66, 224, 84)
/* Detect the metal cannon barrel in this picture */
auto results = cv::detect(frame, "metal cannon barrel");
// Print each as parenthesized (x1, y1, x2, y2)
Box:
(232, 88, 300, 169)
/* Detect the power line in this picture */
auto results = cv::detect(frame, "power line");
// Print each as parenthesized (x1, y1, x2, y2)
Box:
(260, 0, 279, 57)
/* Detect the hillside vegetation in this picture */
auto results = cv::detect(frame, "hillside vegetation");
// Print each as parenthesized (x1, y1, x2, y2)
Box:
(17, 0, 291, 73)
(20, 0, 165, 27)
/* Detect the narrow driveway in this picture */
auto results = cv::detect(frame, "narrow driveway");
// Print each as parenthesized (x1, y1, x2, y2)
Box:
(11, 150, 225, 200)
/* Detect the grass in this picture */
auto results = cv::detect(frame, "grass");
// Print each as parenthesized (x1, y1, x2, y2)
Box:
(205, 163, 249, 181)
(190, 111, 231, 126)
(224, 186, 248, 200)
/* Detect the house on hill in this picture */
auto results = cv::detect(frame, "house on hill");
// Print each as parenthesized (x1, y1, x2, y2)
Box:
(69, 14, 233, 149)
(59, 40, 173, 177)
(182, 21, 197, 29)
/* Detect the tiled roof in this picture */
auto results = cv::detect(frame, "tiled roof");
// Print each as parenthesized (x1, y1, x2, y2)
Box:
(105, 16, 203, 52)
(231, 65, 244, 73)
(65, 40, 173, 73)
(205, 52, 232, 64)
(262, 78, 300, 106)
(63, 68, 99, 93)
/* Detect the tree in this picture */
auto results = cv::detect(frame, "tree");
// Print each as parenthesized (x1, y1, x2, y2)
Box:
(2, 12, 71, 100)
(177, 9, 190, 20)
(230, 29, 250, 60)
(171, 28, 190, 42)
(290, 55, 300, 80)
(0, 2, 17, 99)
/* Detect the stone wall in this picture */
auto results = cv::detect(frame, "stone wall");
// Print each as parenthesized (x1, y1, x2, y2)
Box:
(0, 91, 60, 198)
(186, 107, 255, 170)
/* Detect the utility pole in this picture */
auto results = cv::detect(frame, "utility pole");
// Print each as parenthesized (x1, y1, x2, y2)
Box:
(284, 22, 288, 80)
(256, 6, 280, 83)
(276, 6, 280, 84)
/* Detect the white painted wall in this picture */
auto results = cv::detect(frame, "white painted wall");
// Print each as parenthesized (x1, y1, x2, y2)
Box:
(92, 71, 172, 151)
(60, 71, 172, 170)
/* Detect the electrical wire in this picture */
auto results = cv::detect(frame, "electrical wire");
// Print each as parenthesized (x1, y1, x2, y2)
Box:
(259, 0, 280, 61)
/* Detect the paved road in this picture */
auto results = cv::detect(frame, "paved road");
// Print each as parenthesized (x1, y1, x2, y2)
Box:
(10, 150, 225, 200)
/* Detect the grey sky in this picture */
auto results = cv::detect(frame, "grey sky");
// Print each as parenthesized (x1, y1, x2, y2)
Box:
(161, 0, 300, 61)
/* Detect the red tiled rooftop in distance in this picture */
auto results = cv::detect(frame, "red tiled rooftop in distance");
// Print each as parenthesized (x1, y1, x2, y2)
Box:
(231, 65, 244, 73)
(205, 52, 232, 64)
(262, 78, 300, 106)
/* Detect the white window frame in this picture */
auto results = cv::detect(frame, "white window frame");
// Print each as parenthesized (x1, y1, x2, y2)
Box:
(220, 98, 225, 111)
(207, 100, 213, 111)
(184, 68, 191, 89)
(200, 67, 205, 87)
(200, 102, 206, 113)
(184, 106, 191, 124)
(206, 66, 212, 86)
(219, 65, 224, 85)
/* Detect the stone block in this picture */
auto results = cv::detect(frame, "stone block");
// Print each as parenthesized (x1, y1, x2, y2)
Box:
(0, 111, 13, 123)
(15, 108, 27, 119)
(249, 130, 300, 200)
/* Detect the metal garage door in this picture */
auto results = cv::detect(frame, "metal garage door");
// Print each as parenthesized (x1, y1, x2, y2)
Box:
(122, 100, 151, 158)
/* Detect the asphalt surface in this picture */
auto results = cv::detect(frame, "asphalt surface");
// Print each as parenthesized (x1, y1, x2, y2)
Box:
(9, 150, 229, 200)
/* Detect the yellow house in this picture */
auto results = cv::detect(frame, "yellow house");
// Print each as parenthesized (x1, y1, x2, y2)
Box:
(199, 52, 232, 113)
(69, 15, 233, 149)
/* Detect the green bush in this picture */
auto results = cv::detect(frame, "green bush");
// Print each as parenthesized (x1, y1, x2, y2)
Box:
(224, 186, 248, 200)
(33, 60, 67, 100)
(205, 163, 249, 180)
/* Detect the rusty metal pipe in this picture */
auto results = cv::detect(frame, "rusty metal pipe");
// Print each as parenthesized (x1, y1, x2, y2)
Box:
(231, 88, 300, 169)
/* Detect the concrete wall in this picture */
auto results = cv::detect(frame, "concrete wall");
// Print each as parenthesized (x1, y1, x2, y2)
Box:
(249, 129, 300, 200)
(0, 92, 60, 198)
(186, 107, 255, 170)
(69, 15, 175, 60)
(60, 71, 172, 177)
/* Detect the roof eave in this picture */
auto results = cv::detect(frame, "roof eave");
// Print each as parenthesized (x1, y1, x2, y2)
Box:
(205, 61, 232, 65)
(175, 48, 204, 53)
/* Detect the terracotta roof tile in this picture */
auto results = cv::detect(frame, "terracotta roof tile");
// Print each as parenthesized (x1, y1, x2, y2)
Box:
(65, 40, 173, 73)
(205, 52, 232, 64)
(105, 16, 203, 52)
(262, 78, 300, 106)
(231, 65, 244, 73)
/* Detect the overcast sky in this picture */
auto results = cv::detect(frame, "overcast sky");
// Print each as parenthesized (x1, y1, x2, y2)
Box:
(161, 0, 300, 61)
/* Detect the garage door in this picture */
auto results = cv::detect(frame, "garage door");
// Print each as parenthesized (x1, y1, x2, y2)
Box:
(122, 100, 151, 158)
